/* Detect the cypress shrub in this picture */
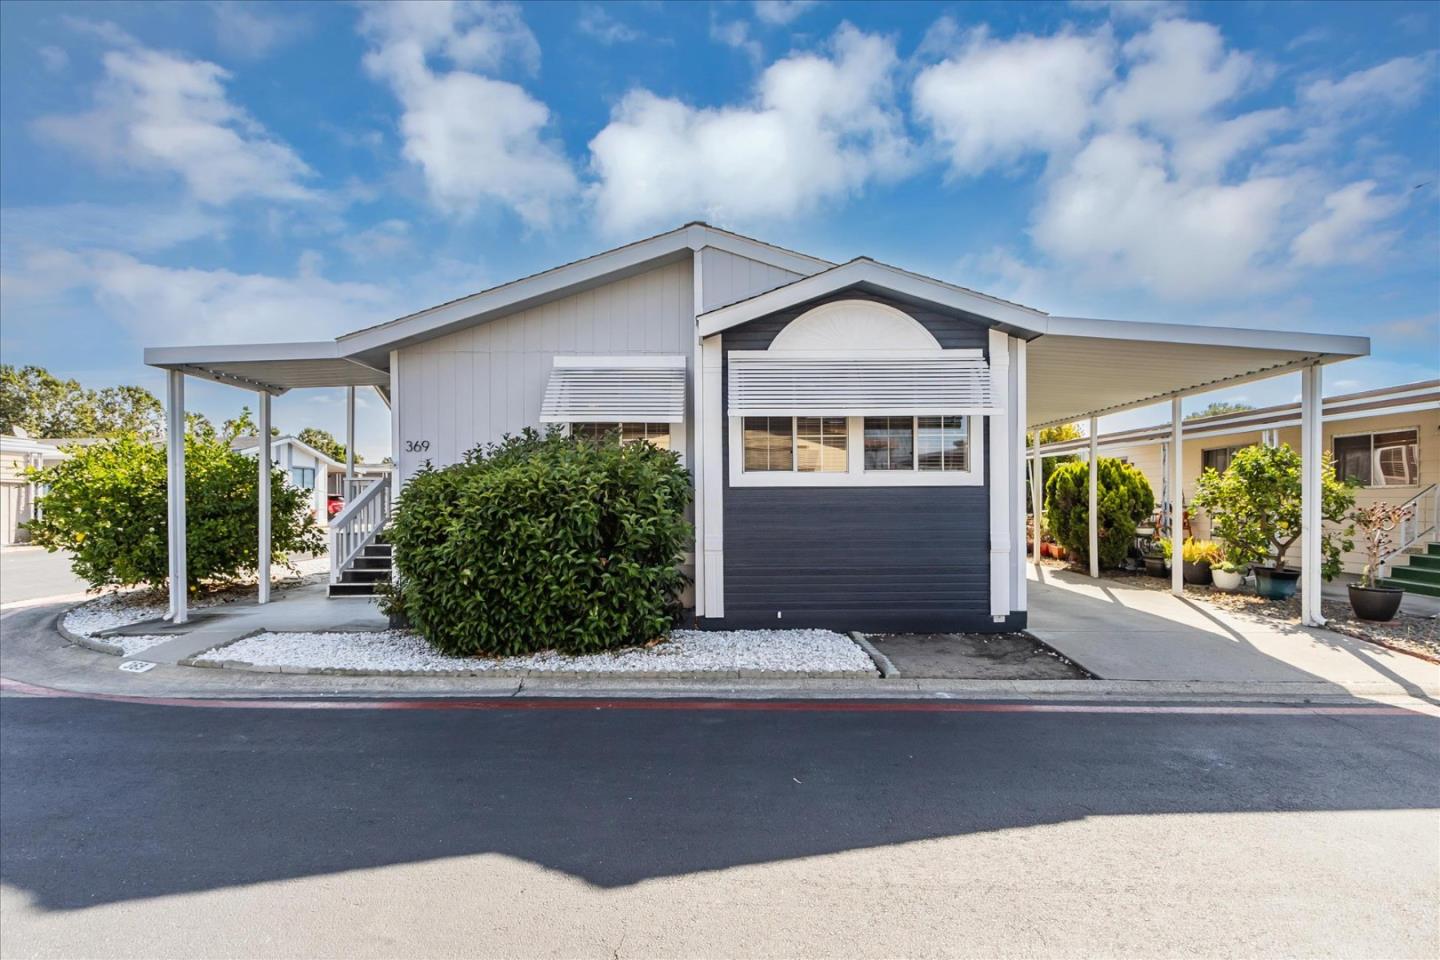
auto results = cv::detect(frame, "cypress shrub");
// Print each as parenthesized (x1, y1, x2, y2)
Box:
(1045, 458, 1155, 569)
(384, 429, 692, 657)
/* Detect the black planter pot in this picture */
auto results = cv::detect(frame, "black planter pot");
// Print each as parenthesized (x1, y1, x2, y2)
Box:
(1254, 566, 1300, 600)
(1143, 556, 1167, 577)
(1348, 584, 1404, 622)
(1182, 560, 1213, 586)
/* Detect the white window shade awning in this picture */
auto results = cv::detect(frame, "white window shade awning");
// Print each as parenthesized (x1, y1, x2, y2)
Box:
(727, 350, 995, 417)
(540, 355, 687, 423)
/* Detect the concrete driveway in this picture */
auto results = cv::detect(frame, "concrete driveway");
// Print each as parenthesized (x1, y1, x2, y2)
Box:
(1027, 565, 1440, 698)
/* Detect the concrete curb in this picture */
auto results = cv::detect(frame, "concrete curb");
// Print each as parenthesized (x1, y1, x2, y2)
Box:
(176, 658, 880, 680)
(849, 632, 899, 678)
(54, 601, 123, 657)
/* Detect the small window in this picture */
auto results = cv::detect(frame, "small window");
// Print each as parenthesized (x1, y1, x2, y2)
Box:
(865, 416, 970, 472)
(290, 466, 316, 490)
(1333, 429, 1419, 487)
(795, 417, 848, 472)
(1201, 446, 1244, 474)
(572, 422, 671, 451)
(863, 417, 914, 471)
(742, 417, 848, 473)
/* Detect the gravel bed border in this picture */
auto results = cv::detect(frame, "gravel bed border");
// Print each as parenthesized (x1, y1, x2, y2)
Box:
(55, 605, 124, 656)
(184, 628, 880, 679)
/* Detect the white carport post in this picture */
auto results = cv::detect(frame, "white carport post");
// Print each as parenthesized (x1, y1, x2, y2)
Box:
(1300, 363, 1325, 626)
(1170, 398, 1183, 597)
(345, 385, 356, 495)
(1088, 416, 1099, 579)
(164, 370, 188, 624)
(1031, 449, 1044, 568)
(257, 391, 272, 605)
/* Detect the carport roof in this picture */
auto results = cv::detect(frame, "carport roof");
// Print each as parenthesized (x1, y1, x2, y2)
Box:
(143, 342, 390, 395)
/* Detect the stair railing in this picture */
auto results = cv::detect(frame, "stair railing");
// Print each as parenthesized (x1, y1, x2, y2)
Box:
(329, 474, 392, 584)
(1385, 483, 1437, 576)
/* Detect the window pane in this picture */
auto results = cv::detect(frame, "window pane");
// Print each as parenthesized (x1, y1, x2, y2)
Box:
(572, 422, 615, 443)
(743, 417, 792, 471)
(864, 417, 913, 471)
(618, 422, 670, 450)
(1373, 430, 1418, 485)
(918, 416, 968, 471)
(1332, 435, 1371, 485)
(796, 416, 847, 473)
(1202, 446, 1238, 473)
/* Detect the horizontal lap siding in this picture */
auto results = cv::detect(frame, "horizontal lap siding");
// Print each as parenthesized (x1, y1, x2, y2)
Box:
(720, 292, 996, 632)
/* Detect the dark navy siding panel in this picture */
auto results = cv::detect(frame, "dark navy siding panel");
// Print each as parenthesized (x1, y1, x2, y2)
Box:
(718, 290, 1006, 634)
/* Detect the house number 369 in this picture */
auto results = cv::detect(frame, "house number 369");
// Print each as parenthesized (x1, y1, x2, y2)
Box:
(405, 440, 430, 452)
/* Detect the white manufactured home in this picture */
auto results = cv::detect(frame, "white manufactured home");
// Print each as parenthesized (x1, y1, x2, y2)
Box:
(145, 223, 1369, 630)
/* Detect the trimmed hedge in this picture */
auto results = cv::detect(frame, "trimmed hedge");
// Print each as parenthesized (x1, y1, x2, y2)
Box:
(25, 432, 323, 590)
(384, 429, 692, 657)
(1045, 458, 1155, 569)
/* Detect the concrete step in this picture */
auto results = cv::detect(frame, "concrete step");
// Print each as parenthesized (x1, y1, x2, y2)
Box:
(327, 581, 380, 598)
(1388, 565, 1440, 587)
(1379, 576, 1440, 599)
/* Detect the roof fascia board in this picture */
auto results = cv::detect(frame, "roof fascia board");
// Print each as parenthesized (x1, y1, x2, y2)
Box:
(144, 341, 340, 368)
(698, 260, 1050, 337)
(1044, 316, 1370, 358)
(691, 225, 833, 275)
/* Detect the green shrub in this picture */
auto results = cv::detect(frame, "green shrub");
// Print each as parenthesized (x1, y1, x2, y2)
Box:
(1191, 443, 1353, 577)
(1045, 458, 1156, 568)
(25, 432, 323, 590)
(384, 428, 692, 657)
(1182, 538, 1222, 565)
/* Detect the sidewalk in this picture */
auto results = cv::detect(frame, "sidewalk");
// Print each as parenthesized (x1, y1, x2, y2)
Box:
(1028, 566, 1440, 700)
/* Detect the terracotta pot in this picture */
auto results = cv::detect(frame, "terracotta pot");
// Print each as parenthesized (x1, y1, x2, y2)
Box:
(1347, 584, 1404, 622)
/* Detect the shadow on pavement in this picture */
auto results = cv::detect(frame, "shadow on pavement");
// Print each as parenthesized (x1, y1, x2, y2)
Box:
(2, 695, 1436, 911)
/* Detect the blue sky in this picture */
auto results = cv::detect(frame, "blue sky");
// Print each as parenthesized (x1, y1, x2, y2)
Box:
(1, 0, 1436, 457)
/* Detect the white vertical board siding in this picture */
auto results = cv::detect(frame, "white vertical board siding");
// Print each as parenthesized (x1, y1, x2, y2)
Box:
(700, 248, 802, 313)
(394, 260, 694, 482)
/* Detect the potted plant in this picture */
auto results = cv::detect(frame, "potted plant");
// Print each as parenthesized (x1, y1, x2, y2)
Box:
(1211, 556, 1247, 592)
(1181, 538, 1220, 585)
(1347, 502, 1414, 622)
(1192, 444, 1355, 601)
(1143, 536, 1170, 577)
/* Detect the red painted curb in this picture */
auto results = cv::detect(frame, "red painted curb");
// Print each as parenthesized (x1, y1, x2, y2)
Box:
(0, 676, 1429, 717)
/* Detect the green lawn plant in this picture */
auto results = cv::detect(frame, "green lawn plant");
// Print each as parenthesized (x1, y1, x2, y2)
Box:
(1045, 458, 1156, 569)
(1191, 443, 1354, 579)
(25, 431, 322, 590)
(383, 428, 692, 657)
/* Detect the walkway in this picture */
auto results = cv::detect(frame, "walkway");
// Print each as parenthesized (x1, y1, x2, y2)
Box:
(1028, 566, 1440, 698)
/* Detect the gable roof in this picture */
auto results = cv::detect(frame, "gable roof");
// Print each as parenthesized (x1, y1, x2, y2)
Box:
(697, 256, 1050, 338)
(336, 222, 834, 359)
(231, 434, 344, 469)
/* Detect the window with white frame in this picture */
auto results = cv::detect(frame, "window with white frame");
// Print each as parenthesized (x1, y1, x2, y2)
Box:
(290, 466, 316, 490)
(733, 415, 980, 486)
(1201, 445, 1245, 474)
(571, 422, 672, 451)
(1333, 429, 1419, 487)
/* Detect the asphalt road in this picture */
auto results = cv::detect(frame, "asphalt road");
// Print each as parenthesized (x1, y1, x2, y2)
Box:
(2, 692, 1437, 959)
(0, 547, 86, 607)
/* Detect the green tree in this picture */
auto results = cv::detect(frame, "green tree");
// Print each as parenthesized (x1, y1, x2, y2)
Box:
(220, 406, 281, 443)
(1186, 401, 1255, 421)
(24, 432, 323, 590)
(1190, 443, 1354, 577)
(0, 364, 163, 438)
(297, 427, 359, 464)
(1045, 457, 1156, 568)
(1027, 423, 1083, 512)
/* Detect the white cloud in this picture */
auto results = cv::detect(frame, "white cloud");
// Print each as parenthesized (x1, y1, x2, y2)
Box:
(753, 1, 821, 26)
(1300, 55, 1431, 117)
(341, 219, 415, 261)
(1031, 132, 1295, 298)
(211, 1, 302, 60)
(32, 46, 314, 205)
(589, 24, 914, 234)
(358, 0, 577, 227)
(1069, 0, 1184, 22)
(1290, 180, 1406, 267)
(913, 28, 1114, 174)
(577, 5, 641, 45)
(37, 45, 68, 73)
(710, 15, 763, 67)
(0, 203, 225, 255)
(1098, 19, 1261, 134)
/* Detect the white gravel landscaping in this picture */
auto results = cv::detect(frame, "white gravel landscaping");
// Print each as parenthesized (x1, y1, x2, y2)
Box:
(193, 628, 878, 677)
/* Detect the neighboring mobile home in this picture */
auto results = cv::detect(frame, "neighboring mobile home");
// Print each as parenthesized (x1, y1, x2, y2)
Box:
(232, 434, 394, 525)
(1035, 381, 1440, 579)
(0, 433, 71, 545)
(145, 223, 1370, 630)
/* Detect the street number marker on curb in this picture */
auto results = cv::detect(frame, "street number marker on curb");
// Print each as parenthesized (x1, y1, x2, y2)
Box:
(119, 660, 157, 674)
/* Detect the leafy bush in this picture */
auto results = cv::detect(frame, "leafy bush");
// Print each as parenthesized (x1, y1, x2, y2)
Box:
(1182, 538, 1222, 565)
(1191, 443, 1354, 578)
(384, 428, 692, 657)
(25, 432, 323, 590)
(1045, 458, 1156, 568)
